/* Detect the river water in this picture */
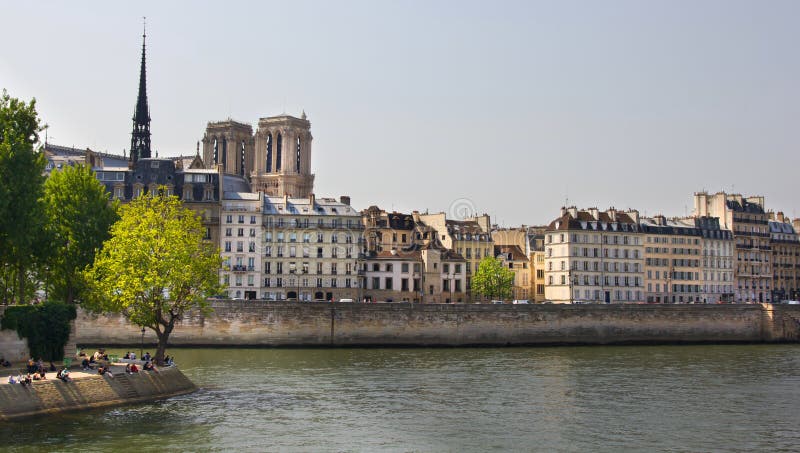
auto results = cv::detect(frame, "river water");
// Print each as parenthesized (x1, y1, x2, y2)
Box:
(3, 345, 800, 452)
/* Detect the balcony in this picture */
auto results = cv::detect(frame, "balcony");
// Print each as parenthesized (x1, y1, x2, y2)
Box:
(232, 265, 253, 272)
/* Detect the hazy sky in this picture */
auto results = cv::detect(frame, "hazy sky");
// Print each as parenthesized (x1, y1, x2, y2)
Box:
(2, 0, 798, 226)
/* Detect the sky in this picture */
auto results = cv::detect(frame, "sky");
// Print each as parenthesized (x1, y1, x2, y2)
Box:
(2, 0, 798, 226)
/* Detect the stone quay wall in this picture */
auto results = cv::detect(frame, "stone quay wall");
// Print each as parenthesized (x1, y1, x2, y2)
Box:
(75, 302, 800, 347)
(0, 366, 197, 421)
(0, 306, 29, 362)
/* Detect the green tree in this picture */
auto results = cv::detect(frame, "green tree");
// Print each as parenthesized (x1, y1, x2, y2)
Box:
(0, 90, 47, 304)
(471, 256, 514, 301)
(84, 190, 221, 365)
(43, 164, 119, 304)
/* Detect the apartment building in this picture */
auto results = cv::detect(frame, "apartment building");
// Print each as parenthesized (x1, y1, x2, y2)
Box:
(694, 192, 772, 303)
(768, 212, 800, 301)
(544, 207, 644, 304)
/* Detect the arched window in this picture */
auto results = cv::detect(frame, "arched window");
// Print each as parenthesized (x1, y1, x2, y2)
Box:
(296, 137, 301, 173)
(276, 133, 282, 171)
(213, 138, 218, 164)
(221, 138, 228, 170)
(265, 133, 273, 172)
(240, 140, 246, 176)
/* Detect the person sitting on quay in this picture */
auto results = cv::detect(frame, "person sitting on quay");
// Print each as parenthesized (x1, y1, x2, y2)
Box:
(32, 370, 46, 381)
(0, 358, 11, 367)
(26, 358, 36, 374)
(143, 361, 158, 373)
(125, 363, 139, 374)
(20, 374, 32, 387)
(8, 375, 16, 384)
(81, 356, 94, 371)
(56, 367, 72, 383)
(48, 361, 57, 372)
(123, 352, 130, 360)
(163, 355, 175, 366)
(142, 352, 151, 362)
(98, 366, 114, 378)
(129, 351, 136, 360)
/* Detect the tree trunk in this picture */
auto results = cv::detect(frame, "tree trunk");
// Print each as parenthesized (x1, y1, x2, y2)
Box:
(154, 323, 173, 366)
(16, 261, 25, 305)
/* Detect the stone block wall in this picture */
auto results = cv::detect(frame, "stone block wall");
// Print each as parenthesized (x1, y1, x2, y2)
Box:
(74, 302, 800, 347)
(0, 366, 196, 421)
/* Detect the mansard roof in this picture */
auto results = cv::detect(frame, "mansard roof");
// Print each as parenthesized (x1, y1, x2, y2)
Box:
(494, 245, 527, 261)
(726, 199, 765, 214)
(262, 196, 359, 217)
(547, 210, 641, 233)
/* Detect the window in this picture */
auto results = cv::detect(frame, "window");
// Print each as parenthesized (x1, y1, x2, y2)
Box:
(386, 264, 393, 272)
(402, 263, 409, 273)
(385, 278, 392, 290)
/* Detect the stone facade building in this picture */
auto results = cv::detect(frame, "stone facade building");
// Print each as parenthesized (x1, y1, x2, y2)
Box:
(219, 193, 364, 301)
(640, 217, 705, 303)
(494, 245, 530, 300)
(694, 192, 772, 303)
(202, 114, 314, 198)
(768, 212, 800, 301)
(361, 206, 466, 303)
(545, 207, 644, 304)
(417, 212, 492, 301)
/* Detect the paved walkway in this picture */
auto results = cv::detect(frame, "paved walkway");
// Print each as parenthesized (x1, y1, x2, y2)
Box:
(0, 362, 136, 385)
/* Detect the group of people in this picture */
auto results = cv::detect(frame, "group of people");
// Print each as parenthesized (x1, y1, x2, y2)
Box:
(7, 370, 46, 386)
(26, 357, 55, 374)
(77, 348, 109, 370)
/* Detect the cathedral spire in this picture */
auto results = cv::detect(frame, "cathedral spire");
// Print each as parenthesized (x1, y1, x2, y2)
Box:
(130, 17, 151, 163)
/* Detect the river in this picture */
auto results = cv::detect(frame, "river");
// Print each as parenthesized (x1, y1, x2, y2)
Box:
(2, 345, 799, 452)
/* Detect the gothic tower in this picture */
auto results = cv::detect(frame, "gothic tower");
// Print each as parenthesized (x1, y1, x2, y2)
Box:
(201, 120, 255, 177)
(130, 25, 151, 163)
(251, 113, 315, 197)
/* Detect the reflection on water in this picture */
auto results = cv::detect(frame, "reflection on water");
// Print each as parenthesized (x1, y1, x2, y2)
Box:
(3, 345, 800, 452)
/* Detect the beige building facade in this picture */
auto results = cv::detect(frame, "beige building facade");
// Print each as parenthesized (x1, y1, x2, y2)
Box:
(545, 207, 645, 304)
(694, 192, 772, 303)
(768, 212, 800, 301)
(418, 212, 492, 301)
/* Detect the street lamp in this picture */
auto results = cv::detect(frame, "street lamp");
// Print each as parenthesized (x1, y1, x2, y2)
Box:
(140, 327, 146, 358)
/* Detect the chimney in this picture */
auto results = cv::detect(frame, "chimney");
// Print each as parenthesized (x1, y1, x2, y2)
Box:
(627, 209, 639, 223)
(309, 193, 316, 207)
(589, 208, 599, 220)
(608, 208, 617, 221)
(340, 195, 351, 206)
(217, 164, 224, 200)
(284, 194, 289, 208)
(567, 206, 578, 217)
(560, 206, 567, 216)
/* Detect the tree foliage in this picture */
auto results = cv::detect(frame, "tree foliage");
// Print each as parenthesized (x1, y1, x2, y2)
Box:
(471, 256, 515, 301)
(1, 301, 77, 361)
(84, 191, 221, 364)
(43, 164, 119, 304)
(0, 90, 47, 304)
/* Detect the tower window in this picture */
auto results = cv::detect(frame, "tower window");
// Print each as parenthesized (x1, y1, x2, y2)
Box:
(276, 133, 282, 171)
(266, 133, 273, 172)
(221, 138, 228, 170)
(213, 138, 218, 164)
(240, 140, 246, 176)
(296, 137, 301, 173)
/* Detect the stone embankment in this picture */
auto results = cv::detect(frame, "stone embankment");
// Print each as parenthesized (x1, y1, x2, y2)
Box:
(0, 366, 196, 421)
(75, 301, 800, 347)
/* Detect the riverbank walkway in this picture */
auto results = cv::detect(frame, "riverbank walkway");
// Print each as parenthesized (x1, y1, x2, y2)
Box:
(0, 361, 159, 385)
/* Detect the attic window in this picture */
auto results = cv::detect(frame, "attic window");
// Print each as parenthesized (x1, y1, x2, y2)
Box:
(151, 161, 160, 168)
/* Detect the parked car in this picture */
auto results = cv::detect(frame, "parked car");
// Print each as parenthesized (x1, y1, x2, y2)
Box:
(491, 300, 504, 304)
(512, 300, 529, 304)
(339, 298, 355, 303)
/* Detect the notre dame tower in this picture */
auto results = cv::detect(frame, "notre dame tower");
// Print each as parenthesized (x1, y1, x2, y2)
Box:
(202, 112, 315, 197)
